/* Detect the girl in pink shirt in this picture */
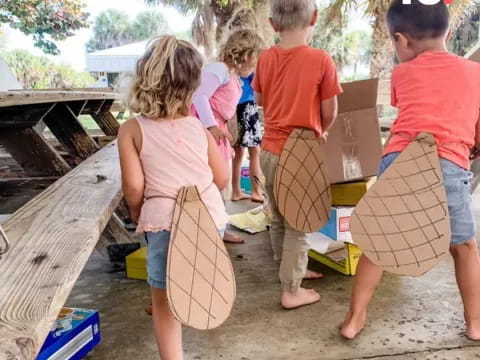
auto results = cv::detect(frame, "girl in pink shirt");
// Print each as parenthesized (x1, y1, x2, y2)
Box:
(118, 36, 229, 359)
(192, 29, 264, 243)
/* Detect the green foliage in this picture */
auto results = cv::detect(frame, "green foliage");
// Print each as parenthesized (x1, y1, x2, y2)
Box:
(1, 49, 94, 89)
(87, 9, 170, 53)
(0, 0, 88, 55)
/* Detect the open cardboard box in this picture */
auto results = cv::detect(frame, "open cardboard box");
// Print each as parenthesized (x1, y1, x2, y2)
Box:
(326, 79, 383, 184)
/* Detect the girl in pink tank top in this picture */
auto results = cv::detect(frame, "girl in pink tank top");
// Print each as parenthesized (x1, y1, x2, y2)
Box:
(118, 36, 229, 358)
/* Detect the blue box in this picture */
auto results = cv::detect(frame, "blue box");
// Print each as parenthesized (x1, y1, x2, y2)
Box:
(36, 308, 101, 360)
(319, 207, 354, 242)
(240, 167, 252, 194)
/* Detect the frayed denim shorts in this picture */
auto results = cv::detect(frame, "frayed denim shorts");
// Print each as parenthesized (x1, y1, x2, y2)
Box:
(380, 152, 476, 246)
(145, 229, 226, 289)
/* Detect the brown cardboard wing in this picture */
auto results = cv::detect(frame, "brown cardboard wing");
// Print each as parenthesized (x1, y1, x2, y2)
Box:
(326, 79, 383, 184)
(274, 129, 331, 232)
(167, 186, 236, 330)
(350, 133, 451, 276)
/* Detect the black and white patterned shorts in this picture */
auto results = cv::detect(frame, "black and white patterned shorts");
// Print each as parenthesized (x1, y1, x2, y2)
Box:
(236, 101, 262, 148)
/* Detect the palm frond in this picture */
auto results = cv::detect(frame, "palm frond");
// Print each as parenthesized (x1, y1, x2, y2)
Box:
(449, 0, 480, 29)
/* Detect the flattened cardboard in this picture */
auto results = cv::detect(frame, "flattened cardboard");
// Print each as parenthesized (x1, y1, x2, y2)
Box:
(167, 186, 236, 330)
(274, 129, 331, 233)
(326, 79, 383, 184)
(350, 133, 451, 276)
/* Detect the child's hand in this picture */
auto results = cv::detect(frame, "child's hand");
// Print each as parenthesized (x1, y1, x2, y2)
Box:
(208, 126, 227, 143)
(320, 131, 329, 143)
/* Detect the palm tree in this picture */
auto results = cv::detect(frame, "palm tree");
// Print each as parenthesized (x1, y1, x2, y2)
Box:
(144, 0, 274, 57)
(323, 0, 477, 79)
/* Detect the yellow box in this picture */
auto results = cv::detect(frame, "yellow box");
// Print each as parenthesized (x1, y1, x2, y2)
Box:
(308, 243, 362, 275)
(126, 247, 147, 280)
(331, 177, 376, 206)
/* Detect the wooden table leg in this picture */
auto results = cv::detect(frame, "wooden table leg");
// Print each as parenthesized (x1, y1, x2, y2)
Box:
(91, 111, 120, 136)
(43, 103, 99, 162)
(0, 128, 71, 176)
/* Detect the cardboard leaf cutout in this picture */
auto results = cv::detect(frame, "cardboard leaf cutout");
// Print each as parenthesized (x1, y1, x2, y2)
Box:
(274, 129, 331, 232)
(350, 133, 451, 276)
(167, 186, 236, 329)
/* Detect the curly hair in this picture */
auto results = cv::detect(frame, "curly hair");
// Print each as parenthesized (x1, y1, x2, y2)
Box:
(218, 29, 265, 68)
(128, 35, 203, 119)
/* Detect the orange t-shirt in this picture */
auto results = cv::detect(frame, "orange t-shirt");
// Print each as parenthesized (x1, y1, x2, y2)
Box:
(384, 51, 480, 170)
(252, 45, 342, 155)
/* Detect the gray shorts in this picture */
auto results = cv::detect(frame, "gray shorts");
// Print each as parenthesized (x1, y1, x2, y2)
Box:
(380, 152, 476, 246)
(145, 229, 225, 289)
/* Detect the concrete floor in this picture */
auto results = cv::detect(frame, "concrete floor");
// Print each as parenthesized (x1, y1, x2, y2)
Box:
(70, 199, 480, 360)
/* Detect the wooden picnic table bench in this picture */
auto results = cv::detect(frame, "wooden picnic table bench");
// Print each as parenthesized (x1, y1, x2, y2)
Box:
(0, 142, 122, 359)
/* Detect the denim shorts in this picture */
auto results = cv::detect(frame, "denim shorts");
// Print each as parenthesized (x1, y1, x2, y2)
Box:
(379, 152, 476, 246)
(145, 229, 225, 289)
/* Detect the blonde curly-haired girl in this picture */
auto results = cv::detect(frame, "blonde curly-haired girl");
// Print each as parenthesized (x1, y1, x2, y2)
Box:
(192, 28, 265, 244)
(119, 35, 229, 358)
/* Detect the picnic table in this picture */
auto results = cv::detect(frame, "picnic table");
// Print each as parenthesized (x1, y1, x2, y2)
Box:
(0, 90, 136, 359)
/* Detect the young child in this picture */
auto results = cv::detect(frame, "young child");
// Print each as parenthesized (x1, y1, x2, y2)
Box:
(118, 35, 230, 359)
(192, 29, 264, 244)
(252, 0, 342, 309)
(341, 0, 480, 340)
(232, 73, 264, 203)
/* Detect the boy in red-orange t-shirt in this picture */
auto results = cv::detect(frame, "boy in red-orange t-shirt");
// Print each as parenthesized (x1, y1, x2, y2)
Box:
(342, 0, 480, 341)
(252, 0, 342, 310)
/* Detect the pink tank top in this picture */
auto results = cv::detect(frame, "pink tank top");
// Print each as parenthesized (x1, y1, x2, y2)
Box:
(135, 115, 229, 233)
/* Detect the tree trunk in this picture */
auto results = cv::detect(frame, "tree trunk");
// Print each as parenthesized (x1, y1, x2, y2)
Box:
(255, 0, 275, 46)
(370, 8, 395, 79)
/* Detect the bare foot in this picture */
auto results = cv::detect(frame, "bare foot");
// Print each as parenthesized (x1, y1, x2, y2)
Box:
(232, 191, 251, 201)
(467, 320, 480, 340)
(340, 310, 366, 339)
(223, 231, 244, 244)
(251, 191, 264, 203)
(304, 269, 324, 280)
(281, 288, 321, 310)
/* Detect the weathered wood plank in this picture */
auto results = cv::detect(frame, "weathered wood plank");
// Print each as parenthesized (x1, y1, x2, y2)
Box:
(0, 103, 54, 128)
(0, 128, 71, 176)
(0, 91, 118, 108)
(91, 111, 120, 136)
(43, 103, 99, 162)
(0, 142, 121, 359)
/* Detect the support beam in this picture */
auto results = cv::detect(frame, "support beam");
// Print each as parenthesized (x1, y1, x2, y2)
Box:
(43, 103, 99, 162)
(91, 111, 120, 136)
(0, 128, 70, 176)
(97, 213, 138, 257)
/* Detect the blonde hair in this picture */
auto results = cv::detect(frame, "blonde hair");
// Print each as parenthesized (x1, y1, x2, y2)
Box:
(270, 0, 316, 32)
(218, 29, 265, 68)
(128, 35, 203, 119)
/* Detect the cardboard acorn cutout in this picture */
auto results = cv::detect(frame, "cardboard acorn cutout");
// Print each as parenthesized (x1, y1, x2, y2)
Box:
(350, 133, 451, 276)
(274, 129, 332, 233)
(167, 186, 236, 329)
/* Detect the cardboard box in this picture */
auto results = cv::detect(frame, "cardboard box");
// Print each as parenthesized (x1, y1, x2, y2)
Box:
(326, 79, 383, 184)
(126, 247, 147, 280)
(37, 308, 101, 360)
(319, 207, 354, 242)
(308, 233, 362, 276)
(331, 177, 376, 206)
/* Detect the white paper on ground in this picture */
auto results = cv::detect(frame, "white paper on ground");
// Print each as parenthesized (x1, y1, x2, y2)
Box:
(307, 232, 337, 254)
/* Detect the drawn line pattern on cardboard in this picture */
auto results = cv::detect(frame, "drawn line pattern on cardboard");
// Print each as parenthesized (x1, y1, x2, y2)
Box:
(351, 133, 451, 276)
(274, 129, 331, 233)
(167, 186, 236, 329)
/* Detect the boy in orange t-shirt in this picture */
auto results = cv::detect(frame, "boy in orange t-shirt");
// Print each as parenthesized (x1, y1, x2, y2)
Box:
(341, 0, 480, 340)
(252, 0, 342, 309)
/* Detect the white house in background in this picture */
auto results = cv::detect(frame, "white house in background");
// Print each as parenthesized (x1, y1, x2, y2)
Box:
(0, 57, 22, 90)
(86, 40, 149, 87)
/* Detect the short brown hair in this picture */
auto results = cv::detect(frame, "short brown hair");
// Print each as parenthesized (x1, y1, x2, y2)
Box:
(128, 35, 203, 119)
(270, 0, 316, 32)
(218, 29, 265, 67)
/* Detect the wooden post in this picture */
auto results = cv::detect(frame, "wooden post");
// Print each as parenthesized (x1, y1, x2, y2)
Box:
(43, 103, 99, 162)
(91, 111, 120, 136)
(0, 128, 70, 176)
(97, 213, 139, 257)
